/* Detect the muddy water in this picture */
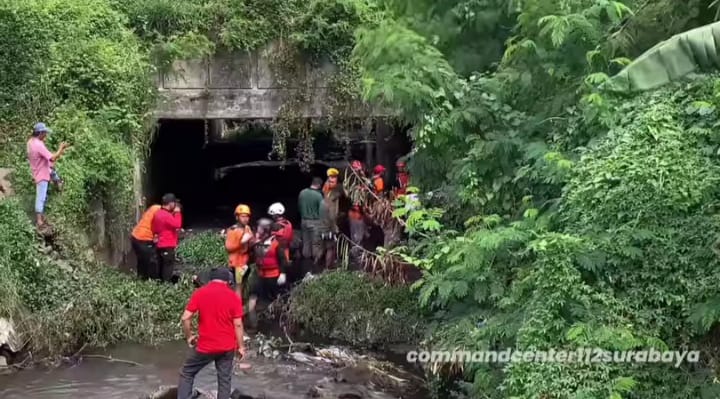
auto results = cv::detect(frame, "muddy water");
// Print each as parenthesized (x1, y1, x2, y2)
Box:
(0, 341, 423, 399)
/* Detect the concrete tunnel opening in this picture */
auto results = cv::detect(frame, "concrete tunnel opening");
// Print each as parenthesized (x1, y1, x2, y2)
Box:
(144, 118, 409, 232)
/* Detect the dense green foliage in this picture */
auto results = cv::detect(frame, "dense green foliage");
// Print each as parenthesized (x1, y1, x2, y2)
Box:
(5, 0, 720, 397)
(0, 199, 189, 356)
(177, 231, 227, 267)
(354, 1, 720, 398)
(285, 271, 424, 347)
(0, 0, 380, 358)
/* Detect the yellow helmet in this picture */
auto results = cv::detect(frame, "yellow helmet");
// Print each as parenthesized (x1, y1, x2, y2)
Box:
(327, 168, 339, 177)
(234, 204, 251, 216)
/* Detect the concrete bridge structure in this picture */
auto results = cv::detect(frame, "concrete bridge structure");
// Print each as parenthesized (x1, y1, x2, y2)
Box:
(154, 47, 373, 120)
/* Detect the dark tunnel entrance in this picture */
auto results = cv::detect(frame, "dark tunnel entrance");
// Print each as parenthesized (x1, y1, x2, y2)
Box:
(146, 119, 409, 230)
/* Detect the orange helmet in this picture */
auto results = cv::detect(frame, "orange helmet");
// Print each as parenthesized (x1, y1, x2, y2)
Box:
(234, 204, 251, 216)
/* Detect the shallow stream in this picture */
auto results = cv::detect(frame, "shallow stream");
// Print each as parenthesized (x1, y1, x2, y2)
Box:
(0, 339, 426, 399)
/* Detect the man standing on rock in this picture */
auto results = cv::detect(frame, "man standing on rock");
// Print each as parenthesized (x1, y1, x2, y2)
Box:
(26, 122, 69, 228)
(151, 193, 182, 282)
(178, 267, 246, 399)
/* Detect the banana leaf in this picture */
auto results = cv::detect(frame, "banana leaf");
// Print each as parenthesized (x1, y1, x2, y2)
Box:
(606, 21, 720, 92)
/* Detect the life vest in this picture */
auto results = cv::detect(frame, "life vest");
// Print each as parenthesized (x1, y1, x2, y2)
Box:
(395, 172, 409, 195)
(258, 238, 289, 278)
(226, 224, 252, 267)
(349, 205, 363, 221)
(277, 218, 293, 245)
(131, 205, 161, 241)
(372, 175, 384, 194)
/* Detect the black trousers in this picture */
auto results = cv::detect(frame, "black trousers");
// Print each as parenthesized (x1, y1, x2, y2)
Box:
(130, 237, 155, 279)
(250, 276, 280, 301)
(177, 348, 234, 399)
(156, 247, 176, 282)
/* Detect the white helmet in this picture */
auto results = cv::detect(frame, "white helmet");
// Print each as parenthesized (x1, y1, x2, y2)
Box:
(268, 202, 285, 216)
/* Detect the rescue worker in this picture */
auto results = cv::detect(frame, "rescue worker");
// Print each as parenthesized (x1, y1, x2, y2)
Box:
(348, 204, 367, 244)
(372, 164, 386, 195)
(350, 160, 365, 175)
(316, 191, 340, 271)
(130, 202, 161, 279)
(255, 217, 273, 242)
(323, 167, 339, 197)
(151, 193, 182, 283)
(268, 202, 293, 246)
(247, 222, 290, 328)
(393, 160, 410, 196)
(224, 204, 254, 297)
(298, 177, 324, 261)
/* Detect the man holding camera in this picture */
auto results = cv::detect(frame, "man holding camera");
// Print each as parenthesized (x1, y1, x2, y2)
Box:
(26, 122, 69, 228)
(151, 193, 182, 282)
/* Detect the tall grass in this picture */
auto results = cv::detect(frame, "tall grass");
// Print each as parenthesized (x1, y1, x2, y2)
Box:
(0, 198, 190, 357)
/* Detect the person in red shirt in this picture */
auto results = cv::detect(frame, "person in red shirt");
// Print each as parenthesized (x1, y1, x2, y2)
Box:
(151, 193, 182, 282)
(178, 268, 246, 399)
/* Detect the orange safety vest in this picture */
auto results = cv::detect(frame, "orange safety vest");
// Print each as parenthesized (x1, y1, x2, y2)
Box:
(395, 172, 409, 195)
(226, 224, 252, 268)
(373, 176, 384, 194)
(349, 206, 363, 221)
(131, 205, 161, 241)
(258, 239, 289, 278)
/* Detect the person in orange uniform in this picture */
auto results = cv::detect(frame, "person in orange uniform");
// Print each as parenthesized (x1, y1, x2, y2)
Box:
(393, 160, 410, 196)
(372, 164, 386, 195)
(322, 167, 339, 197)
(246, 222, 290, 328)
(348, 204, 367, 244)
(130, 203, 161, 280)
(224, 204, 254, 297)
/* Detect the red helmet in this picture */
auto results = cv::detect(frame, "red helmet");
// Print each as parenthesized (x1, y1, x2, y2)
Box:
(396, 160, 406, 168)
(351, 160, 363, 170)
(373, 164, 386, 174)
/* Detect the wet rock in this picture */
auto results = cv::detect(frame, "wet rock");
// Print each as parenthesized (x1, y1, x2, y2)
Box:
(0, 355, 7, 367)
(289, 351, 333, 365)
(307, 384, 369, 399)
(141, 386, 254, 399)
(140, 385, 177, 399)
(334, 363, 373, 385)
(230, 389, 256, 399)
(192, 388, 216, 398)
